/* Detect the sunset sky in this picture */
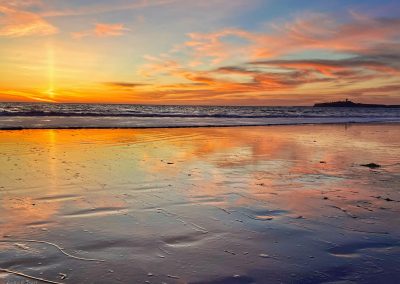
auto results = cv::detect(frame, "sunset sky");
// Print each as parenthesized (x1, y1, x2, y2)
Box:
(1, 0, 400, 105)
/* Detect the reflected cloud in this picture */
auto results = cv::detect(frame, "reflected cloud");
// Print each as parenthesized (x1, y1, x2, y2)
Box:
(0, 125, 399, 261)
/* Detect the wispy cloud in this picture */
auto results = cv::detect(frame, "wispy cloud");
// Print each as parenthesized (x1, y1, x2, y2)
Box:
(72, 23, 130, 38)
(179, 12, 400, 64)
(185, 29, 254, 64)
(0, 89, 56, 102)
(250, 55, 400, 77)
(136, 52, 399, 101)
(104, 82, 148, 89)
(95, 23, 130, 37)
(0, 4, 57, 37)
(0, 0, 44, 9)
(40, 0, 180, 18)
(127, 10, 400, 104)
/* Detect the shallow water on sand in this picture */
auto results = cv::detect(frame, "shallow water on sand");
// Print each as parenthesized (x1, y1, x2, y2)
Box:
(0, 124, 399, 283)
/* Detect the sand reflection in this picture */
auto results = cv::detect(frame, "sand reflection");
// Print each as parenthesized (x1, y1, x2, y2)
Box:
(0, 125, 399, 283)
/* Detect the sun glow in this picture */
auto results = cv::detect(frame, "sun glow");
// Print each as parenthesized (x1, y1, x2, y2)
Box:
(45, 41, 55, 99)
(0, 1, 399, 105)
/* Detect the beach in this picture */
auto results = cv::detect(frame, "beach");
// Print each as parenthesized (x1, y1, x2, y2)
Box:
(0, 124, 399, 283)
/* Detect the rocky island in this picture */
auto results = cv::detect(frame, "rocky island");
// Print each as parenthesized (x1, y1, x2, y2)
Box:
(314, 99, 400, 108)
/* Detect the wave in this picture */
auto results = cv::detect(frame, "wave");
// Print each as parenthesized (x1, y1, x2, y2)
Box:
(1, 103, 399, 129)
(1, 116, 399, 130)
(1, 110, 399, 119)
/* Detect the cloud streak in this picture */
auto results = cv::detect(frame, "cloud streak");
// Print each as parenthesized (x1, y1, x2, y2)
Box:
(181, 12, 400, 64)
(95, 23, 129, 37)
(126, 11, 400, 104)
(40, 0, 181, 18)
(104, 82, 148, 88)
(0, 4, 57, 37)
(72, 23, 130, 38)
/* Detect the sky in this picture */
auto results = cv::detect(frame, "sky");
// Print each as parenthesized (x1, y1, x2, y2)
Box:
(0, 0, 400, 105)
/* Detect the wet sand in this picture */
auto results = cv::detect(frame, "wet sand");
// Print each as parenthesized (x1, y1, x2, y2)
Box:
(0, 124, 399, 283)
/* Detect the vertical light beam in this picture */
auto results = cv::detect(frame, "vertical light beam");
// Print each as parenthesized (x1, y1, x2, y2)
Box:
(46, 41, 55, 99)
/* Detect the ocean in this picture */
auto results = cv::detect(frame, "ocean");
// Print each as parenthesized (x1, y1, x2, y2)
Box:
(1, 102, 399, 129)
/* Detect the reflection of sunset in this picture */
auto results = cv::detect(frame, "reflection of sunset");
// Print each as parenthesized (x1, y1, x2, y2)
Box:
(1, 125, 399, 237)
(0, 196, 59, 235)
(0, 125, 399, 283)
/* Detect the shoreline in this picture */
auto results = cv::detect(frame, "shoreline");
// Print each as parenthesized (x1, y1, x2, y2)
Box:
(1, 119, 399, 130)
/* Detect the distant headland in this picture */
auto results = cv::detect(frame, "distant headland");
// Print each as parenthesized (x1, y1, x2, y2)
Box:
(313, 99, 400, 108)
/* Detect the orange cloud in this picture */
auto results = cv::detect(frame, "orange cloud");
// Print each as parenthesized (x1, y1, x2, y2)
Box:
(0, 0, 43, 9)
(250, 56, 400, 77)
(138, 57, 181, 78)
(250, 13, 400, 58)
(0, 5, 57, 37)
(185, 29, 254, 64)
(122, 11, 400, 105)
(103, 82, 148, 89)
(125, 51, 399, 105)
(95, 23, 129, 37)
(72, 23, 129, 38)
(179, 12, 400, 64)
(0, 89, 56, 102)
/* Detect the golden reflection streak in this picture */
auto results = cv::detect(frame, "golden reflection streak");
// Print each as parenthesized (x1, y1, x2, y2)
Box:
(0, 130, 62, 235)
(47, 130, 58, 193)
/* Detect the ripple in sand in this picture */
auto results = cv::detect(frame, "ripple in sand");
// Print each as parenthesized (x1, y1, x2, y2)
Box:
(163, 231, 219, 248)
(123, 183, 171, 192)
(36, 194, 80, 202)
(328, 241, 399, 258)
(62, 207, 129, 218)
(25, 220, 55, 227)
(237, 207, 288, 221)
